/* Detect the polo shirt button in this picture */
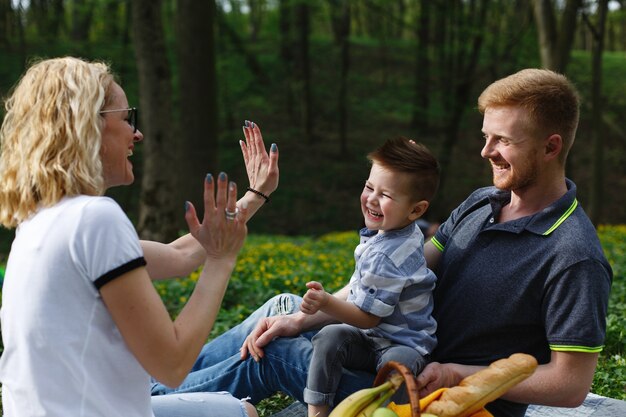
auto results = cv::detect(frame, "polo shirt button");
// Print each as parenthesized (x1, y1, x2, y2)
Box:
(489, 217, 494, 223)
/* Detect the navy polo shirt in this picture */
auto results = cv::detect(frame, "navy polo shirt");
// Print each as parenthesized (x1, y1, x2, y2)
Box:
(430, 179, 612, 417)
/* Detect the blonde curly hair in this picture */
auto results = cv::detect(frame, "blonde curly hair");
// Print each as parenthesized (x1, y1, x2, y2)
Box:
(0, 57, 114, 228)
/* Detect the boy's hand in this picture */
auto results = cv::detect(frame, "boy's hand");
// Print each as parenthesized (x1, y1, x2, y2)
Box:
(300, 281, 327, 315)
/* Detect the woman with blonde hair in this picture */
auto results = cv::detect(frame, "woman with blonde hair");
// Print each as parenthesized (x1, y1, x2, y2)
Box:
(0, 56, 278, 417)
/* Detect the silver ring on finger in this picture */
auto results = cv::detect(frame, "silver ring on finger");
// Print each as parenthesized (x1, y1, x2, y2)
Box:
(225, 207, 239, 220)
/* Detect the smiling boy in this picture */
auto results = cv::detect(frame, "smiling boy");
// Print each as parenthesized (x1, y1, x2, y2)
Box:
(299, 137, 440, 417)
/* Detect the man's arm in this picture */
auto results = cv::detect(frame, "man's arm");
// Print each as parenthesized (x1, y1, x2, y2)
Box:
(424, 239, 442, 270)
(418, 351, 598, 408)
(503, 351, 597, 407)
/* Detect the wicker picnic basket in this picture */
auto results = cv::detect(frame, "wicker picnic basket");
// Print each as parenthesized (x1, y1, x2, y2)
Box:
(373, 360, 421, 417)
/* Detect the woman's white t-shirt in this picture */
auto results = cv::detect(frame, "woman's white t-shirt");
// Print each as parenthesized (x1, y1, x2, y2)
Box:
(0, 195, 152, 417)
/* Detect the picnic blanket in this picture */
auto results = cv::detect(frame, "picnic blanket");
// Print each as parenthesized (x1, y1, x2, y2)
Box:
(525, 393, 626, 417)
(266, 393, 626, 417)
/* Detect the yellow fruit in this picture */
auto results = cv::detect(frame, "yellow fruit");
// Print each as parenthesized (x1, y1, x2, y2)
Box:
(329, 373, 405, 417)
(329, 380, 395, 417)
(387, 402, 412, 417)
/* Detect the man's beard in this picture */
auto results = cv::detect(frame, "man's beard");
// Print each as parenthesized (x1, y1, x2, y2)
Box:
(491, 157, 538, 191)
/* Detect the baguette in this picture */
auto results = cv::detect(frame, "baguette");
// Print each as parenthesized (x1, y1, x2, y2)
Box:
(423, 353, 538, 417)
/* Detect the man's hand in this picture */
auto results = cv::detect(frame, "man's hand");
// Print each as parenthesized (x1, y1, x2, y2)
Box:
(240, 314, 302, 362)
(416, 362, 464, 398)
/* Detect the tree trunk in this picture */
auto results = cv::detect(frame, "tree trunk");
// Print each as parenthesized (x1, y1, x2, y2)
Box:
(176, 0, 219, 211)
(15, 0, 26, 66)
(216, 7, 269, 84)
(102, 0, 122, 40)
(430, 0, 489, 216)
(132, 0, 180, 241)
(532, 0, 582, 72)
(295, 1, 313, 143)
(30, 0, 64, 41)
(337, 3, 350, 156)
(71, 0, 94, 42)
(622, 6, 626, 50)
(486, 1, 533, 78)
(587, 0, 609, 225)
(0, 0, 11, 48)
(352, 0, 365, 37)
(279, 0, 296, 122)
(113, 0, 132, 81)
(440, 0, 488, 179)
(411, 0, 431, 133)
(247, 0, 265, 42)
(328, 0, 350, 156)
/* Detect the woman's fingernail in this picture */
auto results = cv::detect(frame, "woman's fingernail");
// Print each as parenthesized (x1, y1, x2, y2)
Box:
(240, 139, 245, 146)
(229, 181, 236, 191)
(206, 173, 213, 183)
(251, 121, 255, 128)
(219, 172, 227, 181)
(184, 201, 190, 212)
(244, 120, 250, 127)
(271, 143, 277, 153)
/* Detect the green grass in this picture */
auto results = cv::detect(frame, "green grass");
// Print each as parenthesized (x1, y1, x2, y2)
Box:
(0, 226, 625, 414)
(155, 226, 626, 414)
(592, 225, 626, 399)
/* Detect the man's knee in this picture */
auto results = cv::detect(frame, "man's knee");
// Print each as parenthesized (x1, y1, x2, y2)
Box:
(269, 293, 300, 316)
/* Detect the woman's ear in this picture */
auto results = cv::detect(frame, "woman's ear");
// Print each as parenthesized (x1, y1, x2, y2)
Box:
(409, 200, 429, 221)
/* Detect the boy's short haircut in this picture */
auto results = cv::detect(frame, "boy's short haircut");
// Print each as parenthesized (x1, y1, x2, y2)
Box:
(367, 137, 440, 202)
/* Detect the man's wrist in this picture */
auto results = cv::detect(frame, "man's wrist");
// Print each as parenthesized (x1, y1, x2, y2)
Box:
(296, 309, 323, 331)
(445, 363, 479, 387)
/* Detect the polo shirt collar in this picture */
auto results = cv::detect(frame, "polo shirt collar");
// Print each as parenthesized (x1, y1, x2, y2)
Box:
(360, 221, 416, 241)
(488, 178, 578, 236)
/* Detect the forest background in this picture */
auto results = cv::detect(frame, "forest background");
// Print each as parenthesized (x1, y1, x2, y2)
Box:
(1, 0, 626, 414)
(1, 0, 625, 248)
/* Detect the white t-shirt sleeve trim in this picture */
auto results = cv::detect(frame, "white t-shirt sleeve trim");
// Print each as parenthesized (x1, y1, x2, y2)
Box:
(94, 256, 147, 289)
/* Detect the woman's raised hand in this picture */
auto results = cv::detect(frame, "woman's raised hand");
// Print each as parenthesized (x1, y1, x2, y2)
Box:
(240, 121, 279, 198)
(184, 172, 247, 261)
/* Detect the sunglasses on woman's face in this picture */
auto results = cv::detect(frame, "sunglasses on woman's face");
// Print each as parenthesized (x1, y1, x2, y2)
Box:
(99, 107, 138, 133)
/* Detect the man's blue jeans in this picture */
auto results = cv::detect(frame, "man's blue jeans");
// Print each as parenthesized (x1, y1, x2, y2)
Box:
(151, 294, 375, 404)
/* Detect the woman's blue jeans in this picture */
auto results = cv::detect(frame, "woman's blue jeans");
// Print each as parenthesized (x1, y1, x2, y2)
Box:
(151, 294, 375, 404)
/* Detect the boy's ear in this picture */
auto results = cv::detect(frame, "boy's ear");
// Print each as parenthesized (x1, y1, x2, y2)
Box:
(409, 200, 429, 221)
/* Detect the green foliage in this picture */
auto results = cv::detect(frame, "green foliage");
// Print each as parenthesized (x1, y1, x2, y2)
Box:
(153, 232, 359, 334)
(153, 231, 362, 416)
(0, 226, 625, 413)
(593, 226, 626, 399)
(2, 19, 626, 234)
(152, 226, 626, 413)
